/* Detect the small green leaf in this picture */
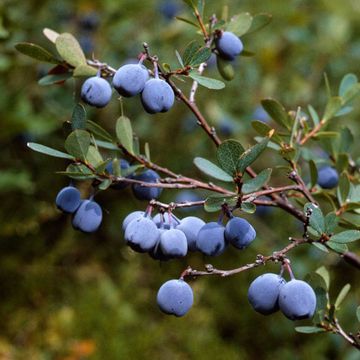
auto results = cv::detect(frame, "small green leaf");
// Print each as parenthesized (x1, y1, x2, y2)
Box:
(98, 179, 112, 190)
(71, 103, 86, 130)
(356, 306, 360, 322)
(73, 64, 98, 77)
(237, 133, 272, 174)
(226, 13, 253, 37)
(193, 157, 234, 182)
(216, 56, 235, 81)
(306, 272, 328, 311)
(64, 130, 91, 160)
(295, 326, 326, 334)
(175, 50, 184, 68)
(43, 28, 59, 43)
(261, 98, 291, 130)
(188, 72, 225, 89)
(55, 33, 86, 67)
(246, 13, 272, 35)
(312, 242, 329, 253)
(144, 142, 151, 161)
(323, 96, 343, 121)
(335, 284, 351, 309)
(204, 194, 237, 212)
(315, 266, 330, 290)
(251, 122, 283, 146)
(242, 168, 272, 194)
(326, 241, 348, 254)
(27, 142, 74, 160)
(331, 230, 360, 244)
(183, 41, 201, 66)
(241, 201, 256, 213)
(86, 120, 113, 142)
(59, 163, 95, 180)
(339, 73, 358, 97)
(38, 72, 72, 86)
(304, 203, 325, 235)
(122, 164, 143, 177)
(95, 140, 119, 151)
(86, 145, 103, 167)
(339, 127, 354, 154)
(308, 105, 320, 126)
(342, 83, 360, 104)
(337, 172, 350, 206)
(15, 42, 60, 64)
(116, 116, 133, 154)
(324, 212, 338, 234)
(217, 139, 244, 175)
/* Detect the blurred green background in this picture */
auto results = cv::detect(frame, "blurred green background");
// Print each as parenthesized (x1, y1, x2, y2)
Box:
(1, 0, 360, 358)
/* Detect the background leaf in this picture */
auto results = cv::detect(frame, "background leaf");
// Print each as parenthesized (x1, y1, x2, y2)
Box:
(116, 116, 133, 154)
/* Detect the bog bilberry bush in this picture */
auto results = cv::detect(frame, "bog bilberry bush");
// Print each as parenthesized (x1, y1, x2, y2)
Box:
(16, 0, 360, 350)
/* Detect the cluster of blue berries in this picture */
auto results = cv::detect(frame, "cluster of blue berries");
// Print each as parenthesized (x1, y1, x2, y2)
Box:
(248, 273, 316, 320)
(80, 62, 175, 114)
(155, 271, 316, 319)
(122, 210, 257, 260)
(55, 186, 102, 233)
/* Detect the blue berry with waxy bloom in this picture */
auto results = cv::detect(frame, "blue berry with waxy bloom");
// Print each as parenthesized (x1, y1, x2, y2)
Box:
(196, 222, 227, 256)
(132, 169, 162, 201)
(176, 216, 205, 251)
(106, 159, 131, 190)
(157, 279, 193, 317)
(81, 76, 112, 108)
(124, 215, 160, 252)
(215, 31, 244, 61)
(317, 166, 339, 189)
(278, 280, 316, 320)
(122, 211, 145, 232)
(141, 78, 175, 114)
(225, 217, 256, 249)
(248, 273, 286, 315)
(113, 64, 149, 97)
(72, 199, 103, 233)
(55, 186, 81, 214)
(159, 228, 188, 258)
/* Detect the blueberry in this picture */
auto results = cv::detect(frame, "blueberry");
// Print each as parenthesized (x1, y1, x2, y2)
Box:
(158, 0, 181, 20)
(132, 169, 163, 201)
(176, 216, 205, 251)
(141, 78, 175, 114)
(122, 211, 145, 232)
(317, 166, 339, 189)
(159, 228, 188, 258)
(113, 64, 149, 97)
(55, 186, 81, 214)
(248, 273, 286, 315)
(157, 279, 193, 317)
(72, 199, 102, 233)
(78, 12, 100, 31)
(106, 159, 131, 190)
(215, 31, 244, 61)
(196, 222, 227, 256)
(225, 217, 256, 249)
(278, 280, 316, 320)
(124, 216, 160, 252)
(153, 212, 181, 227)
(81, 76, 112, 108)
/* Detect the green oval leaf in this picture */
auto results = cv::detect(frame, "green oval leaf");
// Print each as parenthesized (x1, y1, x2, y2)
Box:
(242, 168, 272, 194)
(86, 120, 113, 142)
(330, 230, 360, 244)
(116, 116, 133, 154)
(226, 12, 253, 37)
(204, 194, 237, 212)
(64, 130, 91, 160)
(217, 139, 244, 175)
(193, 157, 234, 182)
(15, 42, 60, 64)
(188, 72, 225, 90)
(55, 33, 86, 67)
(27, 142, 74, 160)
(295, 326, 326, 334)
(261, 98, 291, 130)
(335, 284, 351, 309)
(71, 103, 86, 130)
